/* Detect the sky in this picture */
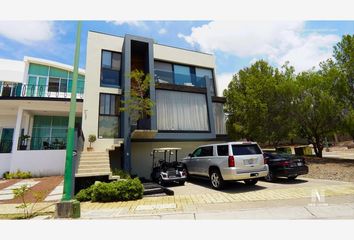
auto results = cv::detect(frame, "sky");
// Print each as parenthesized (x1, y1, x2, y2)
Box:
(0, 20, 353, 96)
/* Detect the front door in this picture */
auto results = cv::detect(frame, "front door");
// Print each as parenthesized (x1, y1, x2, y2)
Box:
(0, 128, 14, 153)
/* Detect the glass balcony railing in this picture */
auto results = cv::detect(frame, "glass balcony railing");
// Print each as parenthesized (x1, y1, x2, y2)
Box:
(0, 81, 84, 99)
(29, 137, 67, 150)
(154, 70, 214, 91)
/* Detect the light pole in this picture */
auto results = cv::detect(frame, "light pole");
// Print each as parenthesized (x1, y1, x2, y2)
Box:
(56, 21, 82, 218)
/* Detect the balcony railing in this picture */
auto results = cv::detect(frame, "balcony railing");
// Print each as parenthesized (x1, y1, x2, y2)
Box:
(21, 137, 67, 150)
(0, 82, 84, 99)
(154, 70, 208, 88)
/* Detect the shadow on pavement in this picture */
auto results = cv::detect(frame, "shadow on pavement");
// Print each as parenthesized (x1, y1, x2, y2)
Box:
(182, 177, 268, 194)
(260, 178, 308, 185)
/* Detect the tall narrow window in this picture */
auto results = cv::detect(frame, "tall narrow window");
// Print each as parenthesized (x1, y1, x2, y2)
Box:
(98, 93, 120, 138)
(48, 77, 60, 92)
(101, 50, 121, 87)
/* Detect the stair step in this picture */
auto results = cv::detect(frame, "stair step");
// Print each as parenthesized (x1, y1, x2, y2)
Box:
(109, 175, 121, 180)
(75, 172, 111, 178)
(80, 153, 108, 157)
(143, 188, 165, 195)
(77, 169, 111, 174)
(80, 155, 108, 158)
(79, 159, 109, 163)
(79, 164, 110, 169)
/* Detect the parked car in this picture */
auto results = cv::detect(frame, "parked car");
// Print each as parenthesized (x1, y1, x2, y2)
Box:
(263, 152, 309, 181)
(150, 147, 187, 186)
(181, 142, 269, 189)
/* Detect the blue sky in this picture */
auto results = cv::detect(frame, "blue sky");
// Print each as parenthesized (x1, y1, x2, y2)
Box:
(0, 20, 353, 95)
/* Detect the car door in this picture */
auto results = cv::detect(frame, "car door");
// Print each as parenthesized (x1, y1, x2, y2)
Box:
(187, 147, 202, 175)
(198, 146, 214, 176)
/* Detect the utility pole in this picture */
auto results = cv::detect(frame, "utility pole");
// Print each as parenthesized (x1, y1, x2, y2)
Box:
(56, 21, 82, 218)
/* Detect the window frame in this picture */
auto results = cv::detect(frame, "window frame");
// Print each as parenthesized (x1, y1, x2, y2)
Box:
(217, 145, 229, 156)
(98, 93, 120, 139)
(100, 49, 122, 88)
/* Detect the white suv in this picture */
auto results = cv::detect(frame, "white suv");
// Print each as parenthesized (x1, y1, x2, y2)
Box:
(182, 142, 269, 189)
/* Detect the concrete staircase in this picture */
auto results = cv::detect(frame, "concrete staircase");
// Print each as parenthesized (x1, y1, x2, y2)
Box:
(75, 151, 119, 180)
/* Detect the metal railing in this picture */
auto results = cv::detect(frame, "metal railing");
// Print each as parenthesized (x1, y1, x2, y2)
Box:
(0, 82, 84, 99)
(24, 137, 67, 150)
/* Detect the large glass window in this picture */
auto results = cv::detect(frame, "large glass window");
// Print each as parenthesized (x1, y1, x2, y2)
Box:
(30, 116, 82, 150)
(101, 50, 121, 87)
(174, 65, 193, 86)
(98, 93, 120, 138)
(154, 61, 173, 84)
(48, 77, 60, 92)
(156, 90, 209, 131)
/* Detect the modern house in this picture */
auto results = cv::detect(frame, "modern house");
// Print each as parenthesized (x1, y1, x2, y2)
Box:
(80, 31, 227, 179)
(0, 57, 85, 177)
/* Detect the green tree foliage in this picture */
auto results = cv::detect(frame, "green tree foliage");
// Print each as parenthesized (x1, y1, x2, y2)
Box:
(333, 34, 354, 101)
(293, 69, 343, 157)
(224, 60, 296, 147)
(333, 35, 354, 140)
(120, 70, 154, 123)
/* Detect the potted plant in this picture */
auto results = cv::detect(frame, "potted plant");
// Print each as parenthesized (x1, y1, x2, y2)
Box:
(120, 70, 155, 130)
(87, 134, 96, 152)
(19, 135, 30, 150)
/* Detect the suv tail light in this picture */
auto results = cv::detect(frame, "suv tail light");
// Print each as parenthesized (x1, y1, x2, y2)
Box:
(228, 156, 235, 167)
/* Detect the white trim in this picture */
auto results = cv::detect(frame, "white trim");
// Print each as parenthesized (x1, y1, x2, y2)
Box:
(24, 56, 85, 75)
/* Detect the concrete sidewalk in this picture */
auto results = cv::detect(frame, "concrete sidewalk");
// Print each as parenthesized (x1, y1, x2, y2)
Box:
(80, 196, 354, 220)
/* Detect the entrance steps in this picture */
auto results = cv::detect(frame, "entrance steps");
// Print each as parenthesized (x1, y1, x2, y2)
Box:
(75, 151, 119, 180)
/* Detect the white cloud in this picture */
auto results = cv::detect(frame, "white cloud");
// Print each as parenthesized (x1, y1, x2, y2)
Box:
(216, 72, 234, 96)
(158, 28, 167, 35)
(179, 21, 340, 71)
(108, 21, 148, 29)
(0, 21, 54, 45)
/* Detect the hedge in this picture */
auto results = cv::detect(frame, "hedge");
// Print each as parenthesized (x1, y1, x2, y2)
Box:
(75, 178, 144, 202)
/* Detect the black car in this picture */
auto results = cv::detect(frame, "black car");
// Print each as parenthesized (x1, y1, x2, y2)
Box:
(263, 152, 309, 181)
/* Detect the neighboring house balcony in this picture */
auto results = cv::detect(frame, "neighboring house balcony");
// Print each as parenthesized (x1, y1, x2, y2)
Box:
(0, 81, 84, 99)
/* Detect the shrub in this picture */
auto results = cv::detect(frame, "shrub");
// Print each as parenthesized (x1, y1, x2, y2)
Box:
(112, 169, 131, 179)
(75, 185, 94, 202)
(276, 147, 292, 154)
(4, 170, 32, 179)
(76, 178, 144, 203)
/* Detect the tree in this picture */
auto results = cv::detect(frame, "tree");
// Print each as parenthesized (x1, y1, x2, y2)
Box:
(120, 70, 154, 129)
(293, 69, 343, 157)
(333, 35, 354, 141)
(333, 34, 354, 102)
(224, 60, 296, 146)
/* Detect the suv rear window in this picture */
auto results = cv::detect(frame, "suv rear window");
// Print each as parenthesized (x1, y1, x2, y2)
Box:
(217, 145, 228, 156)
(232, 144, 261, 155)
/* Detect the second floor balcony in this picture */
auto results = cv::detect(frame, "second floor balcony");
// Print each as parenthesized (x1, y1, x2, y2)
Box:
(0, 81, 84, 99)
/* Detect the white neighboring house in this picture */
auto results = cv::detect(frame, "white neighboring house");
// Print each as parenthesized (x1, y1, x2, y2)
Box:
(0, 57, 85, 177)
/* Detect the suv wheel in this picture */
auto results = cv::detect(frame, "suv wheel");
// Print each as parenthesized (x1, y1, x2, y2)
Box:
(209, 169, 224, 190)
(265, 171, 275, 182)
(288, 175, 297, 180)
(244, 179, 258, 186)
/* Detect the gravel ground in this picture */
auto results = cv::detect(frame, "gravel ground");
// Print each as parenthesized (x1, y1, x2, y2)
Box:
(305, 157, 354, 182)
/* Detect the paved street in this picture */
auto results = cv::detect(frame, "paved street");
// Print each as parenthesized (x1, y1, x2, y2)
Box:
(1, 176, 353, 219)
(79, 177, 354, 219)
